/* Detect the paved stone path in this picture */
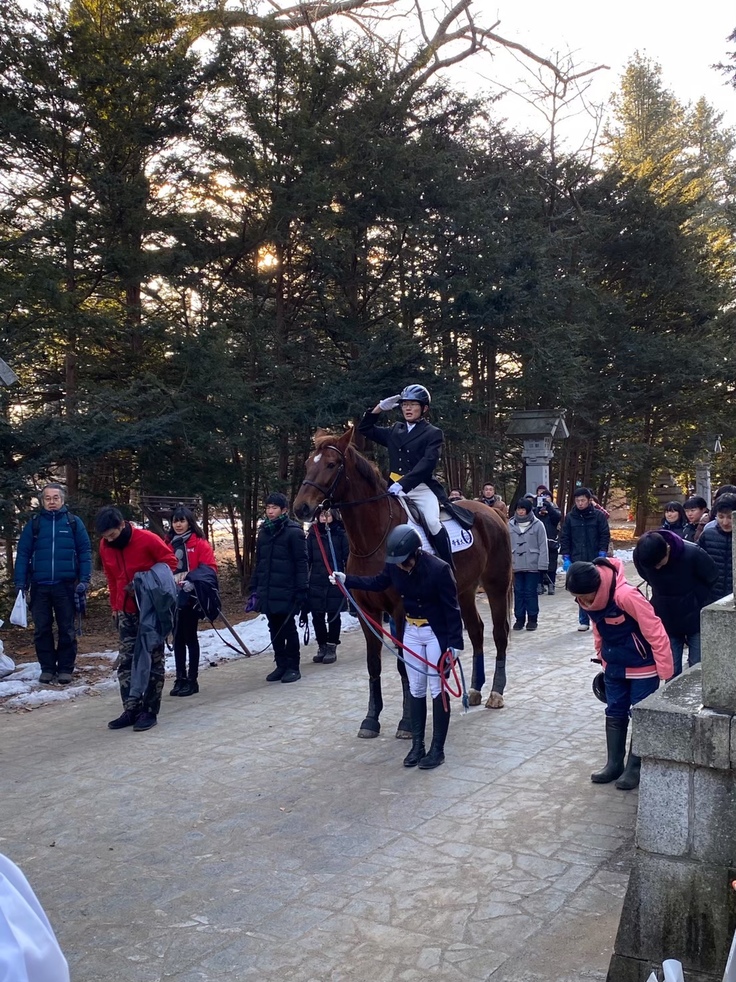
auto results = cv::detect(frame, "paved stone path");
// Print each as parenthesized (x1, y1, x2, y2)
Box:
(1, 576, 640, 981)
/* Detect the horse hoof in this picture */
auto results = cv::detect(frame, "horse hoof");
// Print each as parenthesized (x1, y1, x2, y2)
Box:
(485, 691, 505, 709)
(395, 724, 412, 740)
(467, 689, 482, 707)
(358, 727, 380, 739)
(358, 718, 380, 739)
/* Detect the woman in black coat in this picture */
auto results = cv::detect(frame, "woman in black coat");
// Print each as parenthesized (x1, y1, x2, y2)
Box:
(306, 510, 349, 665)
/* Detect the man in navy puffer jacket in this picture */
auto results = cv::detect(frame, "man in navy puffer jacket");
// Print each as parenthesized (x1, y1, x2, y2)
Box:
(14, 484, 91, 685)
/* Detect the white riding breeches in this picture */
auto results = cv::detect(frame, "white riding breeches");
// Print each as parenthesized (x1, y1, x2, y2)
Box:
(403, 622, 444, 698)
(406, 484, 441, 535)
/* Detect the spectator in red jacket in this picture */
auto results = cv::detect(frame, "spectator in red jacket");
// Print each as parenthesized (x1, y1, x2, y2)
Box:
(166, 506, 218, 697)
(96, 507, 177, 731)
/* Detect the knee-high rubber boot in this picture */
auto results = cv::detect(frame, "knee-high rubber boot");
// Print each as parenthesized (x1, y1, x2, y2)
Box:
(591, 717, 628, 784)
(403, 694, 427, 768)
(431, 527, 454, 570)
(418, 694, 451, 769)
(615, 742, 642, 790)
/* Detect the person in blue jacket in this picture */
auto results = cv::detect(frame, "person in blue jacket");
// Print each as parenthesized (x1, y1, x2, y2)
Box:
(333, 524, 463, 770)
(13, 484, 92, 685)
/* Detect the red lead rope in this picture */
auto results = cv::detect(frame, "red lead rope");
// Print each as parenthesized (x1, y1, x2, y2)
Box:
(311, 519, 462, 707)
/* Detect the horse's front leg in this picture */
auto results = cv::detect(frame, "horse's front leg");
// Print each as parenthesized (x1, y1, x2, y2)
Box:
(485, 591, 510, 710)
(359, 631, 383, 739)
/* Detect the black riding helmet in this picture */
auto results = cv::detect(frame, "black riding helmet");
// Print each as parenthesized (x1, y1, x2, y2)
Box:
(399, 384, 431, 406)
(385, 524, 422, 564)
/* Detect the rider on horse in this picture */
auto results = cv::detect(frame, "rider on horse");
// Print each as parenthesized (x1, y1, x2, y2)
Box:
(359, 384, 454, 569)
(332, 524, 463, 769)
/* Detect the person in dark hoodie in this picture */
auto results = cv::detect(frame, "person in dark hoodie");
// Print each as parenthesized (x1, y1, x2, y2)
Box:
(566, 558, 673, 790)
(533, 486, 561, 594)
(333, 524, 463, 771)
(305, 508, 349, 665)
(698, 492, 735, 602)
(559, 487, 611, 631)
(248, 492, 308, 684)
(633, 530, 719, 676)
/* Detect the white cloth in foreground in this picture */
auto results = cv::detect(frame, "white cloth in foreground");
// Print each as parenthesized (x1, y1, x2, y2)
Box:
(0, 853, 69, 982)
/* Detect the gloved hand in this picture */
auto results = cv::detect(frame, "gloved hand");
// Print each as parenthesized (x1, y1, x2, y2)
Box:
(174, 571, 187, 585)
(182, 579, 195, 593)
(378, 394, 401, 411)
(388, 482, 404, 495)
(75, 582, 88, 595)
(329, 571, 347, 586)
(597, 551, 607, 558)
(562, 557, 571, 572)
(245, 592, 259, 613)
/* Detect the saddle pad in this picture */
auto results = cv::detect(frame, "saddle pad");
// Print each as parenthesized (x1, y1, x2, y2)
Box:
(403, 515, 474, 555)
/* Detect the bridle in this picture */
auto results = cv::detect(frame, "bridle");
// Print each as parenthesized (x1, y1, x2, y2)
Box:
(299, 443, 395, 558)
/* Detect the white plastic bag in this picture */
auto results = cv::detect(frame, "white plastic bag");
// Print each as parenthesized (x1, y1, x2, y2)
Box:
(0, 639, 14, 679)
(646, 961, 686, 982)
(9, 591, 27, 629)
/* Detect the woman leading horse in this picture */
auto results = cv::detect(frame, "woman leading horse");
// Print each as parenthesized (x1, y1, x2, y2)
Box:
(293, 426, 512, 740)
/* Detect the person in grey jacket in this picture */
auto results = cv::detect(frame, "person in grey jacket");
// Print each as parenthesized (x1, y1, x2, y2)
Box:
(510, 499, 549, 631)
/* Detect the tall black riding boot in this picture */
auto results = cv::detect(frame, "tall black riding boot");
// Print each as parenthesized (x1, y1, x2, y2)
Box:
(615, 742, 642, 790)
(430, 527, 454, 570)
(403, 694, 427, 768)
(418, 694, 451, 769)
(591, 717, 628, 784)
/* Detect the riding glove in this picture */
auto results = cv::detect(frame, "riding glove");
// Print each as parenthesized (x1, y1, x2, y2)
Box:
(378, 394, 401, 411)
(329, 571, 346, 585)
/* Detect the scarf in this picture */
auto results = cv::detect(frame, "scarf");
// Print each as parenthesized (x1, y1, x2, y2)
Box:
(170, 530, 192, 574)
(106, 522, 133, 550)
(263, 513, 289, 534)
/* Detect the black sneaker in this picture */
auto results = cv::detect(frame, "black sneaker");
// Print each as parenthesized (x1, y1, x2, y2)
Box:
(133, 712, 157, 731)
(512, 620, 525, 631)
(57, 672, 73, 685)
(108, 709, 139, 730)
(169, 678, 187, 696)
(281, 669, 301, 683)
(266, 667, 286, 682)
(179, 680, 199, 697)
(526, 620, 538, 631)
(39, 671, 56, 684)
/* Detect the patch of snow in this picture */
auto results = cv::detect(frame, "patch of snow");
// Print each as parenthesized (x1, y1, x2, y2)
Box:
(0, 612, 361, 712)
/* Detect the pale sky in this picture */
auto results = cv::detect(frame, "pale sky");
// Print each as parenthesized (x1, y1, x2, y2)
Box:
(449, 1, 736, 147)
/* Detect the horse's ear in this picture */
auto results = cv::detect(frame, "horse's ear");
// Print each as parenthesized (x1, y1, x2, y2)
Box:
(335, 427, 354, 452)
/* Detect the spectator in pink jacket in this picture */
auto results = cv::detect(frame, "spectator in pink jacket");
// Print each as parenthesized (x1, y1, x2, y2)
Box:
(566, 558, 673, 791)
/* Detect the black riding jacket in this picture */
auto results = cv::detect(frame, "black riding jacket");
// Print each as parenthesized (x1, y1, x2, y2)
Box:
(358, 410, 446, 498)
(344, 550, 463, 653)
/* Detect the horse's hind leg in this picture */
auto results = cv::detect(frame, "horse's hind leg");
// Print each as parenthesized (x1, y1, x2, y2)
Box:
(359, 632, 383, 739)
(485, 584, 510, 710)
(459, 592, 485, 708)
(396, 657, 411, 739)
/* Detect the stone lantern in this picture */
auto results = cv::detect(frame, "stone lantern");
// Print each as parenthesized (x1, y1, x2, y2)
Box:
(505, 410, 569, 496)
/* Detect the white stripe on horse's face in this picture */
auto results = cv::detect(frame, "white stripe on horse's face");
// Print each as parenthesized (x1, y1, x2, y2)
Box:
(313, 453, 322, 462)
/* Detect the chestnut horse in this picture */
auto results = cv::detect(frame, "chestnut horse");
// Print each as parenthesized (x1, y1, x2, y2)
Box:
(293, 428, 513, 740)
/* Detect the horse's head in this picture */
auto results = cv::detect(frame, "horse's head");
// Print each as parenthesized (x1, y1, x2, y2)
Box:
(294, 428, 354, 520)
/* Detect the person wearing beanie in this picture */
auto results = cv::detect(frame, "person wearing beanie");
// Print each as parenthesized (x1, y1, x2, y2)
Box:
(566, 558, 673, 790)
(509, 498, 549, 631)
(247, 493, 308, 683)
(559, 487, 611, 631)
(634, 531, 718, 676)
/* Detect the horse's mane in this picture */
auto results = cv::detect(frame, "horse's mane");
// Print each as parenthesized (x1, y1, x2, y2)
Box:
(313, 431, 385, 490)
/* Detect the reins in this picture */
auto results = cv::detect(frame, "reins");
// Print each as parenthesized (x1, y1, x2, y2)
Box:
(314, 516, 469, 711)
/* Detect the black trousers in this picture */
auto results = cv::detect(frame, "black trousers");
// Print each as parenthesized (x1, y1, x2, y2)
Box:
(266, 612, 300, 669)
(174, 604, 201, 680)
(30, 583, 77, 674)
(311, 610, 341, 646)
